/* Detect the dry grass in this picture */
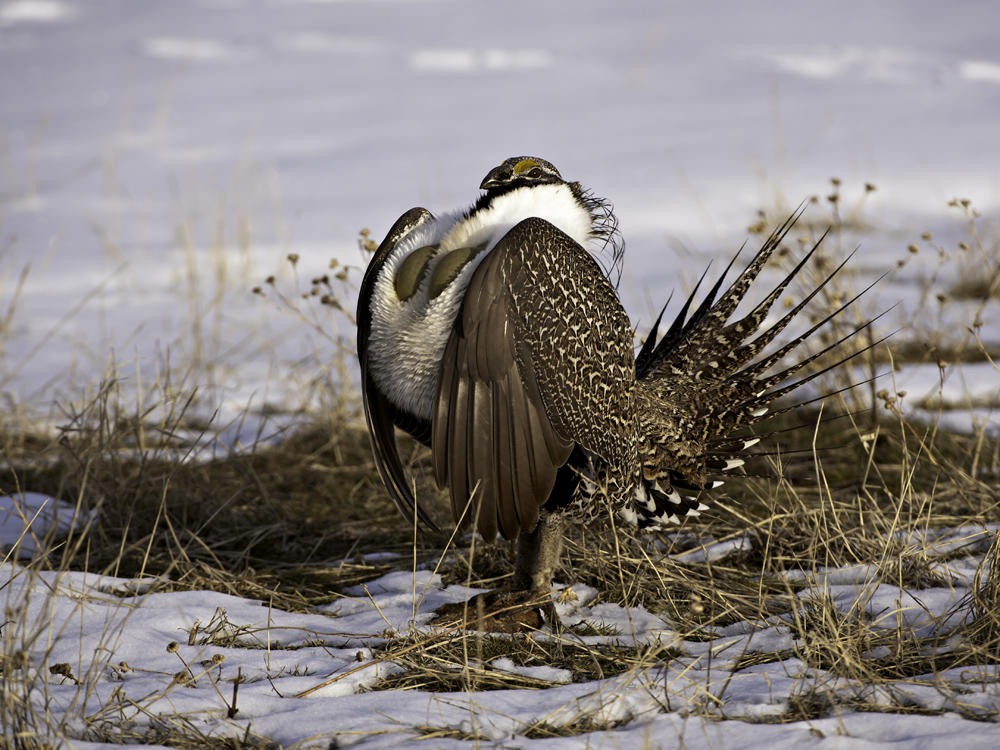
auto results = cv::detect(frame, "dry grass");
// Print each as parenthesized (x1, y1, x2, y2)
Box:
(0, 379, 455, 610)
(1, 202, 999, 746)
(370, 631, 669, 692)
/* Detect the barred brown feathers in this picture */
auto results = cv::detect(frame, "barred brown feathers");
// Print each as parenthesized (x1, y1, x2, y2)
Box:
(359, 158, 877, 547)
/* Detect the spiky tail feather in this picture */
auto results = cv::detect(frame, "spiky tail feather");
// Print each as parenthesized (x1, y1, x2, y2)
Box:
(630, 210, 883, 529)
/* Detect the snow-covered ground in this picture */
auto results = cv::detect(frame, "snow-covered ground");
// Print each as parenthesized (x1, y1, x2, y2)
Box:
(4, 492, 999, 748)
(1, 0, 998, 432)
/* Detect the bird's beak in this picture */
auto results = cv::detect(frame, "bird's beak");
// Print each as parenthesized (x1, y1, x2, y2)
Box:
(479, 166, 507, 190)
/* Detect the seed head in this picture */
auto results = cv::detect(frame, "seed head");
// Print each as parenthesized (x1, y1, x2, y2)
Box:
(688, 592, 705, 615)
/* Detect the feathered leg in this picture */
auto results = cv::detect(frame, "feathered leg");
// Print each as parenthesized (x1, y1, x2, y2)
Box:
(512, 510, 565, 593)
(434, 511, 565, 631)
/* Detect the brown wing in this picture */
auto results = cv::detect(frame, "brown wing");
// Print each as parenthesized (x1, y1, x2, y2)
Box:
(431, 217, 636, 541)
(357, 207, 439, 528)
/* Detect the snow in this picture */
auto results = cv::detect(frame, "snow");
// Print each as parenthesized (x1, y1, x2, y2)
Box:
(671, 533, 752, 563)
(0, 491, 92, 556)
(142, 37, 245, 62)
(1, 0, 998, 436)
(5, 524, 1000, 747)
(0, 0, 74, 26)
(895, 524, 1000, 557)
(492, 657, 572, 684)
(3, 1, 1000, 746)
(960, 60, 1000, 84)
(410, 48, 553, 72)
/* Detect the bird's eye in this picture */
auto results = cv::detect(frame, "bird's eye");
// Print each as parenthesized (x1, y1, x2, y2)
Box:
(527, 167, 543, 178)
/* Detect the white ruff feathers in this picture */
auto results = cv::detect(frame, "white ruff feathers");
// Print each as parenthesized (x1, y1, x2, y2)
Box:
(367, 183, 595, 419)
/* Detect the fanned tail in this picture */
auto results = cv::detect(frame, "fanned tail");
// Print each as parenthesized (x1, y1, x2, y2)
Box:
(630, 210, 881, 530)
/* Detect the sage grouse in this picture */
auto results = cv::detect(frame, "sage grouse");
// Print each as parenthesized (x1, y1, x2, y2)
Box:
(358, 156, 869, 604)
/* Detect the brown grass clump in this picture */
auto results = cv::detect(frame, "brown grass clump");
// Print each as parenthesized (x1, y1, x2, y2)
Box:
(0, 378, 455, 611)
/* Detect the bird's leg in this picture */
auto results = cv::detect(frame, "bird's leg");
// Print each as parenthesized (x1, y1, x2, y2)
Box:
(433, 510, 566, 632)
(512, 509, 565, 594)
(507, 509, 565, 631)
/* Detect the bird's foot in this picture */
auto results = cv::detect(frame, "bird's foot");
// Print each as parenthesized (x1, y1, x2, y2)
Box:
(433, 589, 560, 633)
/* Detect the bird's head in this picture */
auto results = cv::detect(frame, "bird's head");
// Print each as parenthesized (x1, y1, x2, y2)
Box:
(479, 156, 563, 193)
(472, 155, 625, 288)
